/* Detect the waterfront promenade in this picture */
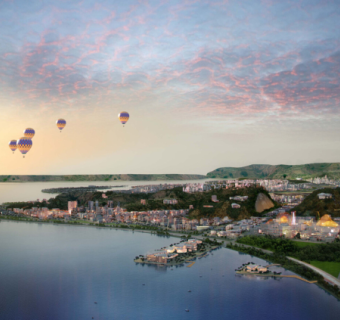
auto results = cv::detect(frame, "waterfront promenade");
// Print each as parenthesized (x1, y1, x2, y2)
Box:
(288, 257, 340, 288)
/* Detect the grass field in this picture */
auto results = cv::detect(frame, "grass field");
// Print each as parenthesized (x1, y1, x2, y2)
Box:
(310, 261, 340, 278)
(293, 241, 321, 248)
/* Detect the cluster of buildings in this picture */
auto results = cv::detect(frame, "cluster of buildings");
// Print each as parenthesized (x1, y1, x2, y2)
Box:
(269, 193, 305, 205)
(306, 175, 340, 186)
(183, 183, 212, 193)
(182, 179, 316, 194)
(145, 239, 203, 264)
(244, 264, 268, 273)
(11, 207, 68, 219)
(212, 217, 265, 238)
(260, 212, 340, 241)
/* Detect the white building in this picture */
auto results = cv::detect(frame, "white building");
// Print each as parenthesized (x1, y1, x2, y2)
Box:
(231, 203, 241, 209)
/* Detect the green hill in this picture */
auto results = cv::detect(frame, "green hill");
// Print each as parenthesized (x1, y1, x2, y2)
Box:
(207, 163, 340, 180)
(0, 174, 205, 182)
(291, 187, 340, 218)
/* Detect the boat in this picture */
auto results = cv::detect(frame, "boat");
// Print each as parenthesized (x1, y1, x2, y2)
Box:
(185, 309, 189, 312)
(188, 290, 191, 292)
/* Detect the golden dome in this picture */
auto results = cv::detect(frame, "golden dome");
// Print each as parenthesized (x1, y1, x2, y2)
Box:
(277, 212, 291, 224)
(316, 214, 338, 227)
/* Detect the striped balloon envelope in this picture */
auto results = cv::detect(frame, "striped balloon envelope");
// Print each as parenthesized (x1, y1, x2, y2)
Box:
(24, 128, 35, 139)
(17, 137, 32, 158)
(9, 140, 17, 153)
(56, 119, 66, 132)
(118, 112, 129, 127)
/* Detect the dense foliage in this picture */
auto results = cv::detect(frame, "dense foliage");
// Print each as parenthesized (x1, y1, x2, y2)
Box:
(237, 235, 340, 263)
(207, 163, 340, 180)
(292, 187, 340, 218)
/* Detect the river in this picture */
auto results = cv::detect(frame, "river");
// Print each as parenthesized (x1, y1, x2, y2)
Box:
(0, 179, 212, 204)
(0, 220, 339, 320)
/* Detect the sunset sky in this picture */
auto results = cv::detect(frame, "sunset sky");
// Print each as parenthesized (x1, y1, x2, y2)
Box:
(1, 0, 340, 175)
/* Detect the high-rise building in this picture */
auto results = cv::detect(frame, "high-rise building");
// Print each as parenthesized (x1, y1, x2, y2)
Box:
(88, 201, 94, 211)
(95, 201, 99, 209)
(107, 200, 113, 208)
(68, 201, 77, 214)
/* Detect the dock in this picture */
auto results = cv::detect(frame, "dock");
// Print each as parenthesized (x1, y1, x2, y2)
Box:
(237, 271, 317, 284)
(187, 262, 196, 268)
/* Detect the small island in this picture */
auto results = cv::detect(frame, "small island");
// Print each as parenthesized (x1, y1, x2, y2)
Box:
(236, 262, 281, 276)
(134, 238, 221, 266)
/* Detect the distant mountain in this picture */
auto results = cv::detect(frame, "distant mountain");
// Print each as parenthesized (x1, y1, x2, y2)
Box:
(0, 174, 206, 182)
(207, 163, 340, 180)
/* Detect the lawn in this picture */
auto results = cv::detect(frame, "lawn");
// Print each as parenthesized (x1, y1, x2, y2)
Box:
(293, 241, 320, 248)
(310, 261, 340, 278)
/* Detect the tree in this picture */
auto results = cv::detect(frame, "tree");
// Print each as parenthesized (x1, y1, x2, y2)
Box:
(240, 171, 248, 177)
(294, 232, 301, 239)
(283, 174, 287, 179)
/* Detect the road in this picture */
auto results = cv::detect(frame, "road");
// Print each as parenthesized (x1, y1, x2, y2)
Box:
(287, 257, 340, 288)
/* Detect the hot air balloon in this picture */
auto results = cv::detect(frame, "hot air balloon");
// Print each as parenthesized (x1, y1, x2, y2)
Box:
(17, 137, 32, 158)
(24, 128, 35, 139)
(56, 119, 66, 132)
(118, 112, 129, 127)
(9, 140, 17, 154)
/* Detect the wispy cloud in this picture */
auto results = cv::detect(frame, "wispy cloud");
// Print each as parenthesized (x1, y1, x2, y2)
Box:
(0, 0, 339, 123)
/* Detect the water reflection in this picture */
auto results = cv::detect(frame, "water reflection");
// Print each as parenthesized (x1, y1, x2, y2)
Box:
(1, 221, 340, 320)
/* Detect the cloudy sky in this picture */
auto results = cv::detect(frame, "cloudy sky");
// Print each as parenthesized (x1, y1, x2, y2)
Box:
(1, 0, 340, 175)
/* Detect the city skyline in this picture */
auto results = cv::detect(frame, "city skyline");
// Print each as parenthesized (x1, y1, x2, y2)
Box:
(1, 0, 340, 175)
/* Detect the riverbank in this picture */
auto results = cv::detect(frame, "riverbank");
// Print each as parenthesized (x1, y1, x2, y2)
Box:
(0, 215, 201, 241)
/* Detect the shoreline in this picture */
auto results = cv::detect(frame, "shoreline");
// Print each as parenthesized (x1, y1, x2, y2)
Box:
(227, 243, 340, 301)
(0, 216, 192, 239)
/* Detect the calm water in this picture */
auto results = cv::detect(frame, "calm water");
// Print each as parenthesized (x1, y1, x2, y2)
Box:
(0, 179, 211, 204)
(0, 221, 339, 320)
